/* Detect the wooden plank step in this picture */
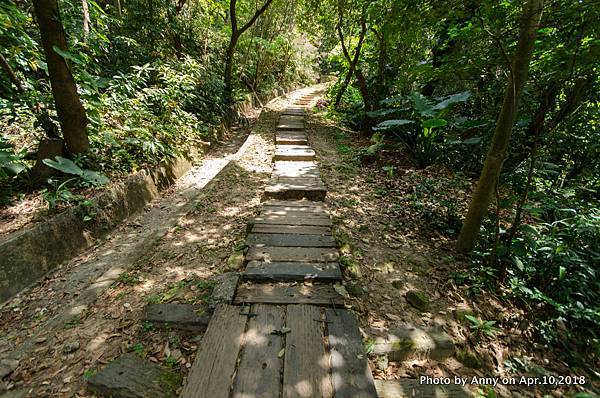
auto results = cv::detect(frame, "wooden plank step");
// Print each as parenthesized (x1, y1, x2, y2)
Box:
(250, 214, 331, 226)
(273, 161, 320, 178)
(260, 207, 327, 215)
(276, 134, 308, 145)
(280, 115, 304, 122)
(277, 123, 305, 131)
(326, 309, 378, 398)
(233, 283, 344, 306)
(244, 261, 342, 281)
(232, 304, 285, 397)
(370, 326, 455, 361)
(263, 200, 325, 209)
(274, 146, 316, 161)
(374, 379, 473, 398)
(247, 233, 336, 247)
(87, 354, 181, 397)
(246, 246, 339, 262)
(267, 176, 325, 187)
(180, 304, 248, 398)
(283, 305, 334, 398)
(257, 212, 328, 221)
(251, 224, 331, 235)
(276, 131, 308, 139)
(265, 185, 326, 201)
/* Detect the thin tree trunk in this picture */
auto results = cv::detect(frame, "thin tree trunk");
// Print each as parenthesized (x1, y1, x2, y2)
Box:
(334, 10, 367, 108)
(0, 53, 24, 93)
(82, 0, 90, 41)
(33, 0, 89, 154)
(223, 0, 274, 106)
(114, 0, 121, 16)
(456, 0, 544, 253)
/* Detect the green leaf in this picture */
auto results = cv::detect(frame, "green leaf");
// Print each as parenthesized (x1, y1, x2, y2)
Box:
(81, 170, 109, 185)
(52, 45, 84, 65)
(559, 266, 566, 281)
(333, 283, 350, 298)
(373, 119, 414, 130)
(432, 91, 471, 110)
(462, 137, 482, 145)
(43, 156, 83, 175)
(422, 119, 447, 129)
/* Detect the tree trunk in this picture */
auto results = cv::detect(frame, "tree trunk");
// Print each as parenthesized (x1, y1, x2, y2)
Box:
(82, 0, 90, 41)
(223, 33, 239, 106)
(334, 11, 367, 108)
(456, 0, 544, 253)
(223, 0, 274, 106)
(33, 0, 89, 154)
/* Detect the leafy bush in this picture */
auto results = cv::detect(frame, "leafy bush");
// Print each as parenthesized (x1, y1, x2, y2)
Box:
(370, 91, 471, 168)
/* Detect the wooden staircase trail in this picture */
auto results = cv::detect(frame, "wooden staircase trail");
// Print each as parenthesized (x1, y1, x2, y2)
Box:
(181, 92, 379, 398)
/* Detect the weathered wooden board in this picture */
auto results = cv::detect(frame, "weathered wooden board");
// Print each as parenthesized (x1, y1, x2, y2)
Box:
(259, 209, 329, 218)
(370, 326, 455, 361)
(87, 354, 181, 398)
(283, 305, 334, 398)
(264, 188, 326, 201)
(210, 272, 240, 307)
(276, 123, 305, 131)
(142, 303, 210, 331)
(374, 380, 473, 398)
(326, 309, 378, 398)
(246, 246, 339, 262)
(266, 177, 326, 191)
(273, 161, 320, 178)
(263, 200, 325, 209)
(276, 136, 309, 145)
(246, 233, 336, 247)
(243, 261, 342, 281)
(232, 304, 285, 398)
(274, 146, 316, 161)
(180, 304, 248, 398)
(234, 283, 344, 306)
(250, 215, 332, 226)
(251, 224, 331, 235)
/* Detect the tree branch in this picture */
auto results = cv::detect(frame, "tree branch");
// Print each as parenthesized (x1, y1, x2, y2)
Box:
(238, 0, 275, 35)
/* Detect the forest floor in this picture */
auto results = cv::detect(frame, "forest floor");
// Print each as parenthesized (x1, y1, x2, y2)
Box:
(0, 86, 595, 397)
(306, 109, 595, 398)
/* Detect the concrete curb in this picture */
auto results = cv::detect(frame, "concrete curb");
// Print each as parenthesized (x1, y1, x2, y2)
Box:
(0, 86, 300, 304)
(0, 156, 192, 302)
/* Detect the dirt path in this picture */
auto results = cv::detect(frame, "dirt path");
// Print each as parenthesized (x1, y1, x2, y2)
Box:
(0, 95, 298, 396)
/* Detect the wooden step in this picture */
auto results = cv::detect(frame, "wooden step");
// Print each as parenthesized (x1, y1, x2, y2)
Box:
(247, 233, 335, 247)
(276, 132, 308, 145)
(243, 261, 342, 281)
(282, 109, 305, 116)
(263, 200, 326, 210)
(233, 304, 286, 396)
(327, 308, 379, 398)
(273, 161, 320, 178)
(250, 214, 332, 226)
(265, 183, 326, 201)
(251, 224, 331, 235)
(233, 283, 344, 306)
(274, 145, 316, 161)
(283, 305, 333, 397)
(259, 208, 329, 218)
(182, 304, 377, 397)
(246, 246, 339, 262)
(181, 305, 248, 398)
